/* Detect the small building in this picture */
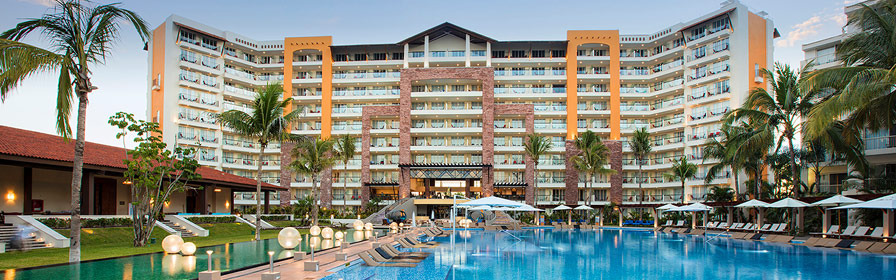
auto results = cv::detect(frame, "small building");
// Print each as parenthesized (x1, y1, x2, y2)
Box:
(0, 125, 287, 216)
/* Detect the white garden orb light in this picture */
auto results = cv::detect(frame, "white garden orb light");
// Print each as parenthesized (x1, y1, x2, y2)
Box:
(364, 222, 373, 230)
(277, 227, 300, 249)
(162, 235, 184, 254)
(334, 231, 345, 240)
(310, 225, 321, 236)
(352, 220, 364, 231)
(321, 227, 334, 239)
(389, 222, 398, 229)
(181, 242, 197, 256)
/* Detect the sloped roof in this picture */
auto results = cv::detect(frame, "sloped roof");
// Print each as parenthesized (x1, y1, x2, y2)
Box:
(0, 125, 284, 190)
(398, 22, 496, 45)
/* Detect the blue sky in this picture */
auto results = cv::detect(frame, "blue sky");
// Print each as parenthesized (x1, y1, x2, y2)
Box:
(0, 0, 859, 146)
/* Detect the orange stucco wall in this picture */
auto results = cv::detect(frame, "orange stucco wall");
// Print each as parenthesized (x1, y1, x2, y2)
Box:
(566, 30, 621, 140)
(150, 23, 166, 131)
(283, 36, 333, 138)
(747, 12, 769, 91)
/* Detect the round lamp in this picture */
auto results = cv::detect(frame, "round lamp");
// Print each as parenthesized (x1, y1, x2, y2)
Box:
(334, 231, 344, 240)
(181, 242, 197, 256)
(321, 227, 334, 239)
(352, 220, 364, 231)
(389, 222, 398, 229)
(310, 225, 321, 236)
(364, 222, 373, 230)
(399, 222, 404, 228)
(162, 235, 184, 254)
(277, 227, 300, 249)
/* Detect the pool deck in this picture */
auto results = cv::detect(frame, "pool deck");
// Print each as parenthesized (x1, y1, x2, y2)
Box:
(224, 228, 422, 280)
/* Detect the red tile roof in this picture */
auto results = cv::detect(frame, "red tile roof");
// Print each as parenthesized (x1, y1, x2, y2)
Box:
(0, 125, 284, 190)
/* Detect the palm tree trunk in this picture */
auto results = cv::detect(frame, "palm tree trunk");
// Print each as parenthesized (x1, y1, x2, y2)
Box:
(311, 173, 319, 226)
(787, 136, 800, 197)
(733, 170, 740, 200)
(68, 93, 88, 263)
(638, 162, 643, 217)
(254, 143, 266, 241)
(681, 180, 686, 203)
(343, 163, 348, 210)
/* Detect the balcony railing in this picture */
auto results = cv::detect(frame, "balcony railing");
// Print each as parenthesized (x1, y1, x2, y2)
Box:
(865, 135, 896, 150)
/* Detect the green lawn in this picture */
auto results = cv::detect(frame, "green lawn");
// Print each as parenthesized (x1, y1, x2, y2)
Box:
(0, 223, 302, 270)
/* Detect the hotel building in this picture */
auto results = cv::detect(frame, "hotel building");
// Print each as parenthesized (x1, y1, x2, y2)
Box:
(146, 0, 776, 211)
(801, 1, 896, 194)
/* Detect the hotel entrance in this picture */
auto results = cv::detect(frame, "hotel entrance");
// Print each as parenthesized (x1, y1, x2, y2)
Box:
(412, 178, 482, 199)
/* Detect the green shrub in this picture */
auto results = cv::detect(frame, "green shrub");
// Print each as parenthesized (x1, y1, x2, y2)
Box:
(260, 215, 289, 221)
(186, 216, 236, 224)
(37, 217, 133, 229)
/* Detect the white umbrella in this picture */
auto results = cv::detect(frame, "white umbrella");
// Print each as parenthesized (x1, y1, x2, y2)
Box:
(457, 196, 527, 208)
(656, 204, 679, 210)
(470, 205, 492, 210)
(832, 193, 896, 210)
(553, 205, 572, 211)
(495, 205, 544, 212)
(810, 195, 864, 207)
(767, 198, 811, 208)
(735, 199, 770, 208)
(676, 202, 712, 212)
(574, 205, 593, 210)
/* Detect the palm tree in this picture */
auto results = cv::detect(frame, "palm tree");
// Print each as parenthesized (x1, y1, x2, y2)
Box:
(0, 0, 148, 263)
(705, 186, 734, 202)
(217, 83, 301, 241)
(728, 63, 815, 197)
(664, 157, 697, 203)
(523, 133, 552, 206)
(573, 130, 616, 205)
(334, 134, 357, 210)
(730, 121, 774, 199)
(629, 127, 651, 203)
(289, 137, 336, 226)
(703, 123, 746, 198)
(803, 0, 896, 145)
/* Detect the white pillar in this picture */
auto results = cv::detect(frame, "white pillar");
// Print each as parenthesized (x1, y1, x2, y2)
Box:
(691, 212, 697, 229)
(423, 35, 430, 68)
(465, 34, 471, 67)
(653, 208, 659, 229)
(403, 43, 409, 68)
(702, 211, 708, 228)
(883, 209, 894, 237)
(823, 209, 831, 233)
(726, 207, 733, 226)
(486, 42, 492, 67)
(758, 208, 765, 228)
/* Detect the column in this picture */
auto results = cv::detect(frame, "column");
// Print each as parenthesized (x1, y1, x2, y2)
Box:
(486, 42, 492, 67)
(23, 167, 32, 215)
(652, 208, 659, 229)
(618, 210, 623, 227)
(691, 212, 697, 229)
(823, 209, 831, 234)
(465, 34, 471, 67)
(264, 190, 270, 214)
(883, 209, 894, 237)
(758, 208, 765, 228)
(702, 211, 708, 228)
(403, 43, 409, 68)
(197, 186, 208, 214)
(797, 208, 805, 232)
(726, 207, 733, 226)
(423, 35, 430, 68)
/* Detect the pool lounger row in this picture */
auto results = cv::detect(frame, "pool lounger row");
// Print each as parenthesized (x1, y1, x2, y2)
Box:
(810, 225, 893, 241)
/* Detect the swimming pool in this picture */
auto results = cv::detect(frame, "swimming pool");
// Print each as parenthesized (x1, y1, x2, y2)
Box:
(4, 229, 383, 280)
(325, 228, 896, 280)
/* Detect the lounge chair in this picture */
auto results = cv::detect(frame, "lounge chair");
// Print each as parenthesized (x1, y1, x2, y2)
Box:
(398, 238, 438, 249)
(761, 224, 781, 233)
(867, 242, 890, 253)
(690, 229, 705, 235)
(846, 226, 870, 238)
(739, 223, 754, 231)
(757, 224, 772, 232)
(714, 222, 727, 230)
(795, 237, 822, 246)
(368, 249, 423, 263)
(770, 223, 788, 234)
(882, 243, 896, 254)
(832, 239, 855, 248)
(849, 241, 875, 251)
(817, 238, 841, 247)
(380, 245, 429, 258)
(663, 220, 673, 226)
(771, 235, 793, 243)
(375, 246, 427, 260)
(358, 252, 416, 267)
(811, 225, 840, 237)
(674, 220, 685, 227)
(863, 227, 883, 239)
(838, 226, 858, 237)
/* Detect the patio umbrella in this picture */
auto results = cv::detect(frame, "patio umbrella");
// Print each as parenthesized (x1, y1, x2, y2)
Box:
(574, 205, 593, 224)
(457, 196, 527, 208)
(553, 205, 573, 224)
(810, 195, 864, 232)
(676, 202, 713, 212)
(734, 199, 770, 208)
(656, 204, 679, 211)
(831, 193, 896, 210)
(768, 198, 811, 231)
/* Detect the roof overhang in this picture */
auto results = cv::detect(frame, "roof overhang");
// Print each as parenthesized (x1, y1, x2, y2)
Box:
(398, 22, 496, 45)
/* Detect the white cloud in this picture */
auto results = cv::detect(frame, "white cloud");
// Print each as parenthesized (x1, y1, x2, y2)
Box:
(776, 16, 823, 47)
(832, 13, 848, 26)
(17, 0, 54, 7)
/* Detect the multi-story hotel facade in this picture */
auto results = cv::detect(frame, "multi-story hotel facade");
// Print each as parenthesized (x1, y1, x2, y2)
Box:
(147, 0, 776, 211)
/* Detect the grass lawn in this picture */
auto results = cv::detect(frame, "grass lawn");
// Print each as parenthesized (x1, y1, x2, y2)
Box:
(0, 223, 305, 270)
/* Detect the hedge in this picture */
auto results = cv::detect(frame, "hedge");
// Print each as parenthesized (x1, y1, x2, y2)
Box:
(38, 217, 134, 229)
(260, 215, 289, 221)
(186, 216, 236, 224)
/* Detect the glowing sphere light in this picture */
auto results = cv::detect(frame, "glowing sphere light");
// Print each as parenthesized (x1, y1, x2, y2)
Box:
(334, 231, 344, 240)
(277, 227, 300, 249)
(309, 225, 321, 236)
(321, 227, 334, 239)
(181, 242, 197, 256)
(162, 235, 184, 254)
(364, 222, 373, 230)
(352, 220, 364, 231)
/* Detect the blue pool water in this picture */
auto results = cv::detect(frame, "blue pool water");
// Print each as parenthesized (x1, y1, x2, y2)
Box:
(325, 228, 896, 280)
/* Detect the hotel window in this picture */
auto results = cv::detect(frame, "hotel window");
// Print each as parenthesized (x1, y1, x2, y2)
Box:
(578, 119, 587, 128)
(492, 50, 506, 58)
(551, 50, 565, 58)
(495, 137, 506, 146)
(495, 119, 506, 128)
(471, 138, 482, 146)
(430, 85, 446, 92)
(471, 102, 482, 109)
(201, 38, 218, 51)
(450, 50, 465, 57)
(451, 155, 465, 163)
(430, 120, 445, 128)
(334, 54, 348, 61)
(532, 67, 545, 76)
(451, 102, 465, 110)
(431, 137, 445, 146)
(470, 119, 482, 127)
(511, 119, 523, 128)
(414, 155, 425, 163)
(412, 85, 425, 92)
(551, 68, 566, 76)
(531, 50, 546, 58)
(511, 137, 523, 146)
(431, 51, 446, 57)
(471, 154, 482, 163)
(451, 119, 465, 128)
(431, 102, 445, 110)
(431, 155, 445, 163)
(412, 102, 426, 110)
(353, 53, 367, 61)
(391, 52, 404, 60)
(410, 51, 424, 58)
(532, 85, 546, 93)
(412, 120, 425, 128)
(511, 67, 526, 76)
(451, 137, 465, 146)
(451, 85, 465, 92)
(413, 137, 425, 146)
(511, 50, 526, 58)
(372, 53, 387, 60)
(471, 50, 486, 57)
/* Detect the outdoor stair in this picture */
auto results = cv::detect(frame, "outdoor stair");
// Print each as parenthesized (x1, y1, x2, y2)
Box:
(160, 221, 197, 237)
(0, 223, 48, 251)
(363, 197, 414, 224)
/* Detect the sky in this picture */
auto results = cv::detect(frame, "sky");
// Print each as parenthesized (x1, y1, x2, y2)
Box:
(0, 0, 861, 147)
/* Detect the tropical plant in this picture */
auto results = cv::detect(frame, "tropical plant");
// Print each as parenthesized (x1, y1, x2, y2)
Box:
(334, 134, 357, 210)
(728, 63, 815, 196)
(217, 83, 301, 241)
(703, 123, 746, 197)
(572, 130, 616, 205)
(0, 0, 149, 262)
(523, 133, 553, 206)
(705, 186, 734, 202)
(664, 157, 697, 203)
(109, 112, 201, 247)
(629, 127, 651, 203)
(289, 136, 336, 226)
(803, 0, 896, 144)
(731, 122, 774, 199)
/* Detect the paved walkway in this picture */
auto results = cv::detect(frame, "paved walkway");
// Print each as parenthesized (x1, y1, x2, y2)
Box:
(225, 229, 422, 280)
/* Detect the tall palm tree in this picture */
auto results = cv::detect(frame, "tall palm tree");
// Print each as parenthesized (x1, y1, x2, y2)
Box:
(218, 83, 301, 241)
(730, 121, 774, 199)
(334, 134, 356, 210)
(573, 130, 616, 205)
(728, 63, 814, 197)
(523, 133, 552, 206)
(803, 0, 896, 145)
(0, 0, 148, 263)
(290, 137, 336, 226)
(629, 127, 651, 203)
(703, 123, 746, 198)
(664, 157, 697, 203)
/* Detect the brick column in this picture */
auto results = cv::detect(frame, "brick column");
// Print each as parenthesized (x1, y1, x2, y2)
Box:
(565, 140, 581, 205)
(399, 167, 411, 198)
(279, 142, 296, 207)
(496, 104, 535, 205)
(481, 69, 495, 197)
(360, 106, 399, 208)
(605, 140, 624, 205)
(399, 69, 413, 199)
